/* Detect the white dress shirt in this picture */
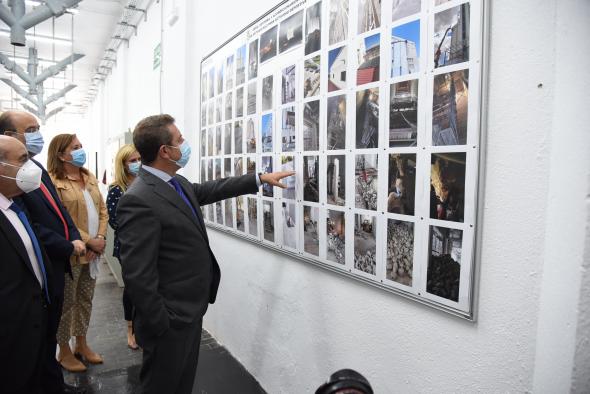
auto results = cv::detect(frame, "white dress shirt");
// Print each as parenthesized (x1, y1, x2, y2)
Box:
(0, 192, 43, 287)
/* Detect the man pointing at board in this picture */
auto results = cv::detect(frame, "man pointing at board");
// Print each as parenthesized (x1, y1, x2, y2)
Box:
(116, 114, 294, 394)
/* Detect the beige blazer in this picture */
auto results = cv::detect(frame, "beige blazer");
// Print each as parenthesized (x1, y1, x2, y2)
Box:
(51, 171, 108, 264)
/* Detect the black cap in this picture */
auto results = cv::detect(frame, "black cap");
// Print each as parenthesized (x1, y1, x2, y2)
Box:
(315, 369, 373, 394)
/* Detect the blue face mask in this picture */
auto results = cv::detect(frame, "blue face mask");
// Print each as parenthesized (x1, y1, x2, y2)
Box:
(68, 148, 87, 168)
(168, 141, 191, 168)
(25, 131, 44, 155)
(128, 161, 141, 176)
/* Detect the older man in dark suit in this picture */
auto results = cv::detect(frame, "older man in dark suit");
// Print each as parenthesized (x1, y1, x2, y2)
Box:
(0, 135, 53, 394)
(117, 114, 293, 394)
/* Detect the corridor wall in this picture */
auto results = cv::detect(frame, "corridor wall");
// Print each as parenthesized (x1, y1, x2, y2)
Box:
(85, 0, 590, 393)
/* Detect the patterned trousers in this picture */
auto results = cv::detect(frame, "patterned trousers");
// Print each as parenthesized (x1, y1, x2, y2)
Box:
(56, 262, 96, 344)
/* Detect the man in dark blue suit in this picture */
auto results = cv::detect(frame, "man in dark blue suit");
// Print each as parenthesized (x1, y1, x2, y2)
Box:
(0, 111, 86, 394)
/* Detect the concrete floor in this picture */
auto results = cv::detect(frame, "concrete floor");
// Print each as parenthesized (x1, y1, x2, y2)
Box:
(64, 261, 265, 394)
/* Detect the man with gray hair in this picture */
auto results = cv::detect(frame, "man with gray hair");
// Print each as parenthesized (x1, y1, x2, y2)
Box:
(0, 135, 51, 393)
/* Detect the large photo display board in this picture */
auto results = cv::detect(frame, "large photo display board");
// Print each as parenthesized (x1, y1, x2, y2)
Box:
(199, 0, 486, 318)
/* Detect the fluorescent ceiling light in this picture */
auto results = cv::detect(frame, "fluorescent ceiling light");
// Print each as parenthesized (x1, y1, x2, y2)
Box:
(24, 0, 79, 14)
(0, 30, 72, 46)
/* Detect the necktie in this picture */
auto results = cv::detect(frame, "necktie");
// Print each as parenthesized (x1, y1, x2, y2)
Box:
(168, 178, 197, 218)
(9, 203, 50, 303)
(39, 182, 69, 240)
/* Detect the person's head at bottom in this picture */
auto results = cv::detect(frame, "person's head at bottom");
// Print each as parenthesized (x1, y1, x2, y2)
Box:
(133, 114, 191, 176)
(0, 135, 41, 198)
(315, 369, 374, 394)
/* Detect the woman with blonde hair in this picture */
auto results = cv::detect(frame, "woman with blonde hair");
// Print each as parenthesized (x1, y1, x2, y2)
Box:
(47, 133, 108, 372)
(106, 143, 141, 349)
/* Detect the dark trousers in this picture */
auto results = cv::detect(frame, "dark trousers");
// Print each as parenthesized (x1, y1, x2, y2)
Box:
(123, 287, 133, 322)
(42, 268, 66, 394)
(138, 317, 203, 394)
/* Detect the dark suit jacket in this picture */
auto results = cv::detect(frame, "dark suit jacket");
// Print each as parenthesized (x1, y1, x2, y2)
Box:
(14, 158, 81, 277)
(0, 206, 53, 392)
(117, 169, 258, 342)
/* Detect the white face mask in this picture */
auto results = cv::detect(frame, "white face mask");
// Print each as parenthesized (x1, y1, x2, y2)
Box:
(0, 160, 43, 193)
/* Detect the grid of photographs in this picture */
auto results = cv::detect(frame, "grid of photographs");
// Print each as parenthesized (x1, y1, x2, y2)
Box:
(200, 0, 483, 316)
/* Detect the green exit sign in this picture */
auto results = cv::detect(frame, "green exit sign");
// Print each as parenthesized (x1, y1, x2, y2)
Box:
(153, 43, 161, 70)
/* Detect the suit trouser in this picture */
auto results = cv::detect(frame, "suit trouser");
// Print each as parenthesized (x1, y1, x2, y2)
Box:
(57, 263, 96, 344)
(139, 317, 203, 394)
(42, 263, 66, 393)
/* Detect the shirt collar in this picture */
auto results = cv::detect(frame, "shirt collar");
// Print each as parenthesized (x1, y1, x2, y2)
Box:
(142, 164, 173, 184)
(0, 192, 12, 211)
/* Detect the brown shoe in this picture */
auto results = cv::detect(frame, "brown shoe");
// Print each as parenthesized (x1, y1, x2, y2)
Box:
(59, 353, 87, 372)
(74, 347, 104, 364)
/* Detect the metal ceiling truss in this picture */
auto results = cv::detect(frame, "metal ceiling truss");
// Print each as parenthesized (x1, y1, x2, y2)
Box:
(0, 0, 82, 46)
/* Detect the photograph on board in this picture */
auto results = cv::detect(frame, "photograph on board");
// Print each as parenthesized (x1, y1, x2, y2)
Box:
(304, 56, 321, 98)
(235, 86, 244, 117)
(386, 219, 414, 286)
(390, 79, 418, 147)
(216, 202, 223, 225)
(248, 39, 259, 80)
(281, 106, 296, 152)
(326, 209, 345, 264)
(217, 62, 224, 95)
(207, 129, 213, 156)
(201, 72, 207, 102)
(215, 96, 222, 123)
(305, 1, 322, 55)
(200, 158, 206, 182)
(236, 45, 246, 85)
(224, 124, 232, 155)
(207, 158, 213, 180)
(279, 11, 303, 53)
(354, 214, 377, 275)
(247, 156, 256, 176)
(234, 119, 243, 154)
(236, 196, 245, 232)
(303, 155, 319, 202)
(248, 197, 258, 237)
(388, 153, 416, 216)
(392, 0, 420, 22)
(391, 20, 420, 77)
(434, 3, 470, 68)
(281, 155, 296, 200)
(427, 225, 462, 302)
(234, 157, 243, 176)
(225, 91, 233, 120)
(200, 129, 206, 156)
(224, 158, 231, 177)
(247, 81, 257, 115)
(327, 94, 346, 150)
(215, 126, 222, 155)
(262, 75, 274, 111)
(327, 154, 346, 206)
(261, 113, 273, 153)
(358, 0, 381, 34)
(303, 206, 319, 256)
(226, 54, 234, 90)
(207, 205, 214, 223)
(430, 152, 466, 223)
(263, 200, 275, 242)
(356, 87, 379, 149)
(303, 100, 320, 151)
(215, 158, 221, 180)
(208, 67, 215, 98)
(328, 46, 347, 92)
(355, 154, 378, 211)
(329, 0, 348, 45)
(282, 64, 296, 104)
(246, 117, 257, 153)
(357, 33, 380, 85)
(207, 101, 214, 126)
(201, 103, 206, 127)
(260, 25, 278, 63)
(433, 70, 468, 146)
(262, 156, 274, 197)
(224, 199, 233, 229)
(282, 202, 297, 249)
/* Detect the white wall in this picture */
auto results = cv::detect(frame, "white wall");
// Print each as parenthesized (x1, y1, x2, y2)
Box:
(84, 0, 590, 393)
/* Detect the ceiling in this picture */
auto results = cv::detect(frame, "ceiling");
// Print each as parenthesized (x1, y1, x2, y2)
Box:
(0, 0, 128, 118)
